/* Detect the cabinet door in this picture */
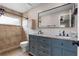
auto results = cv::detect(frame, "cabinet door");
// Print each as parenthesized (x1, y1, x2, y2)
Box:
(52, 39, 63, 47)
(51, 39, 63, 56)
(63, 40, 77, 51)
(63, 40, 77, 56)
(51, 47, 63, 56)
(63, 48, 77, 56)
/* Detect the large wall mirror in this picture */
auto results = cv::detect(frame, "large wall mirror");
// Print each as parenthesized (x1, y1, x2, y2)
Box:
(38, 3, 76, 28)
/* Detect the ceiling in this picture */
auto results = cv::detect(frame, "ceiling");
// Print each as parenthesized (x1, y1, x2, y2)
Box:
(0, 3, 41, 13)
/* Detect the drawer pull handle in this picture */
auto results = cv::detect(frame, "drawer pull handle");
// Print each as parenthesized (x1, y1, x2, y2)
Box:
(61, 43, 63, 45)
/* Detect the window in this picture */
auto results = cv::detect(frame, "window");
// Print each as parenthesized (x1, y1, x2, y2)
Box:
(0, 15, 21, 26)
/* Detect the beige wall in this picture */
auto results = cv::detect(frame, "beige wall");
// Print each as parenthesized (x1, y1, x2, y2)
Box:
(23, 3, 77, 38)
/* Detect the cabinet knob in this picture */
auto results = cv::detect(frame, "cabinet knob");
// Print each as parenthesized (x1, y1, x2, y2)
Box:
(61, 43, 63, 45)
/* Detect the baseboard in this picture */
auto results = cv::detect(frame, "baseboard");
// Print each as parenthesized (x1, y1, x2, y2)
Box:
(0, 45, 20, 54)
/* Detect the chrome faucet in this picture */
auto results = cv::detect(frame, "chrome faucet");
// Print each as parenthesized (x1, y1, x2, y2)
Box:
(62, 30, 65, 36)
(38, 30, 43, 34)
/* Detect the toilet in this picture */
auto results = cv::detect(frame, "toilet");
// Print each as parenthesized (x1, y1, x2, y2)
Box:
(20, 41, 29, 52)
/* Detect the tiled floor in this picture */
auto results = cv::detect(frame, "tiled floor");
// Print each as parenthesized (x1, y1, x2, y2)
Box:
(0, 47, 29, 56)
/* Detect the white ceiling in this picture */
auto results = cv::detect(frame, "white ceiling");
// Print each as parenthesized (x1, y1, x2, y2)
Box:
(0, 3, 41, 13)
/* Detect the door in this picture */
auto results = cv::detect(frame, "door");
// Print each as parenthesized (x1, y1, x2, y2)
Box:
(51, 39, 63, 56)
(63, 40, 77, 56)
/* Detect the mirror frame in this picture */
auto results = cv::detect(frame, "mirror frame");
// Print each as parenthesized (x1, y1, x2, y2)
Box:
(38, 3, 75, 28)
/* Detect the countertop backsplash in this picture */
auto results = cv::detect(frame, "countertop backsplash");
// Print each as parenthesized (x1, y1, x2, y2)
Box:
(28, 27, 77, 40)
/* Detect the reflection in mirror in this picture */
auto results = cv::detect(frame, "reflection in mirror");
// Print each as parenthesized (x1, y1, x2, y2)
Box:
(60, 14, 70, 27)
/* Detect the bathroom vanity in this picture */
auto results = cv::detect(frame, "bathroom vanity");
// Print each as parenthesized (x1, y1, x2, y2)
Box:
(29, 34, 77, 56)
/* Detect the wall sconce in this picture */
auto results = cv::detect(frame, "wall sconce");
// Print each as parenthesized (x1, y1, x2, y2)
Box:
(0, 8, 5, 16)
(26, 17, 29, 19)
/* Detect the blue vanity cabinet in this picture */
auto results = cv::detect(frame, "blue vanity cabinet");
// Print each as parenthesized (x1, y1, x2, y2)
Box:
(29, 35, 77, 56)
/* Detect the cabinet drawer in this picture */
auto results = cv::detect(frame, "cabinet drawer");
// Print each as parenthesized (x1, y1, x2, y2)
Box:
(29, 41, 34, 47)
(29, 46, 37, 55)
(41, 43, 50, 48)
(37, 41, 51, 48)
(37, 48, 50, 56)
(29, 35, 37, 40)
(38, 51, 50, 56)
(29, 39, 36, 43)
(37, 36, 50, 45)
(52, 39, 63, 47)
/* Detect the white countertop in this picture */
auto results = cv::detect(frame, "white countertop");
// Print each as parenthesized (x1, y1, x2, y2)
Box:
(29, 34, 77, 41)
